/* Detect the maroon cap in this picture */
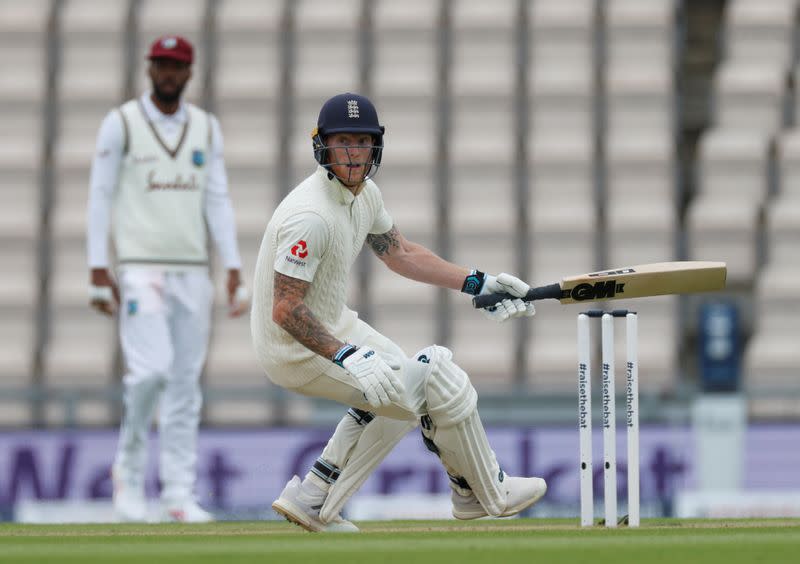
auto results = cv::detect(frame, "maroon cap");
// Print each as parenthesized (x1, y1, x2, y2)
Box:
(147, 35, 193, 64)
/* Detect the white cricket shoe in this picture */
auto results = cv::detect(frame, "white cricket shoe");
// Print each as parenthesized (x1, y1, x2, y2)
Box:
(161, 499, 215, 523)
(451, 475, 547, 520)
(112, 470, 147, 523)
(272, 475, 359, 533)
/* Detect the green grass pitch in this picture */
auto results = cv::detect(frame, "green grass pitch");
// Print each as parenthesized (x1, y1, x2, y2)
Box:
(1, 518, 798, 564)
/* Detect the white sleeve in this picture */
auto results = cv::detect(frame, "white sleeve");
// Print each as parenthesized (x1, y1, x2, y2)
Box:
(204, 113, 243, 269)
(368, 184, 393, 234)
(273, 212, 330, 283)
(87, 110, 124, 268)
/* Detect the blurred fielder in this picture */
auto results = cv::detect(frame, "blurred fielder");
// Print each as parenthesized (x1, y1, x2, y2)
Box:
(251, 92, 546, 532)
(87, 35, 247, 522)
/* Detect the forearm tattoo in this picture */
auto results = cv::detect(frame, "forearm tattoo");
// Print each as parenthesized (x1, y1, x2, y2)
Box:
(366, 225, 400, 257)
(273, 272, 342, 359)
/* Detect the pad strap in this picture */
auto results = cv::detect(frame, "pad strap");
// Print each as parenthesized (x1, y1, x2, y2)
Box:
(310, 458, 341, 485)
(347, 408, 375, 426)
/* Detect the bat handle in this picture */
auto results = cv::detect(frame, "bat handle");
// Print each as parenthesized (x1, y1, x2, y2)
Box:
(472, 283, 562, 309)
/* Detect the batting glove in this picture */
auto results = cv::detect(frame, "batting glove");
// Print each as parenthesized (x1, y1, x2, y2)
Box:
(333, 345, 405, 408)
(480, 272, 536, 322)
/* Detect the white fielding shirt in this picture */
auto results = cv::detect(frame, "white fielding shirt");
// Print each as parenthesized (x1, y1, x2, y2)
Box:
(251, 166, 393, 387)
(87, 92, 241, 271)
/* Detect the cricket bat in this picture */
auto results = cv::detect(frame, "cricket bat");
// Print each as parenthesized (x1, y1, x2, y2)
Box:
(472, 261, 727, 309)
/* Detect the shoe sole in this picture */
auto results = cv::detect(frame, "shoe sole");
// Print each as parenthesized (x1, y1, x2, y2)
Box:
(272, 499, 320, 533)
(453, 482, 548, 520)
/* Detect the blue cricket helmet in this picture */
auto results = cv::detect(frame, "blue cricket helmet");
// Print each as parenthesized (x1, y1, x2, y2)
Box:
(312, 93, 385, 180)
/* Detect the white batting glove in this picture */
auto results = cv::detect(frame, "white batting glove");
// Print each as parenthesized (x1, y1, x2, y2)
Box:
(333, 345, 405, 408)
(480, 273, 536, 322)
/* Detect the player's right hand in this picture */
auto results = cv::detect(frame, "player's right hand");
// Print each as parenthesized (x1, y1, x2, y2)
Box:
(480, 273, 535, 322)
(89, 268, 119, 316)
(337, 346, 405, 408)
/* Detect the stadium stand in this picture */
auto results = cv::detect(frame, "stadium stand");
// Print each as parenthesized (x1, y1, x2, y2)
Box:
(369, 0, 439, 357)
(745, 128, 800, 408)
(2, 0, 797, 426)
(447, 0, 519, 390)
(604, 0, 681, 395)
(42, 0, 131, 426)
(0, 0, 50, 425)
(687, 0, 796, 286)
(202, 0, 284, 426)
(525, 0, 598, 392)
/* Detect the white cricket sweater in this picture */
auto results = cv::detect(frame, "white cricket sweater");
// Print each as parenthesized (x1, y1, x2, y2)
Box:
(251, 166, 393, 387)
(114, 99, 210, 267)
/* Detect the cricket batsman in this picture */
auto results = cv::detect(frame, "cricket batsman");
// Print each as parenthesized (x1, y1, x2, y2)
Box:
(251, 92, 547, 532)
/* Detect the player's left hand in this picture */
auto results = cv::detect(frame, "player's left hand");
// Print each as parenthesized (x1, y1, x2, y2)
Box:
(226, 269, 249, 317)
(480, 273, 535, 322)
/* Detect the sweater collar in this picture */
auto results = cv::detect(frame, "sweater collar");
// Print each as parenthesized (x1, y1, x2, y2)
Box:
(316, 165, 362, 205)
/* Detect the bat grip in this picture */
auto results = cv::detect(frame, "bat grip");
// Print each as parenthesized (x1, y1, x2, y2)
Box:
(472, 283, 562, 309)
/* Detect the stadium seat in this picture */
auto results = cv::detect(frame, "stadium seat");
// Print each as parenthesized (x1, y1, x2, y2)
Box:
(217, 0, 283, 34)
(605, 0, 678, 269)
(373, 0, 437, 99)
(744, 129, 800, 396)
(60, 0, 128, 103)
(529, 0, 595, 135)
(686, 129, 773, 284)
(528, 133, 597, 282)
(216, 0, 282, 237)
(713, 63, 791, 131)
(292, 0, 361, 102)
(723, 0, 799, 66)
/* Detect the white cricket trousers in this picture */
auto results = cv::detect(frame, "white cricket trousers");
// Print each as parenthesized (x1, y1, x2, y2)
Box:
(113, 268, 212, 503)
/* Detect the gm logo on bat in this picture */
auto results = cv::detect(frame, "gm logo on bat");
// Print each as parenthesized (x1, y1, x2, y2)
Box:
(562, 280, 626, 301)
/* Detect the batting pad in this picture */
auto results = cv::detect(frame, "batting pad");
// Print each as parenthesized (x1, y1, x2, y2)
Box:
(422, 346, 505, 516)
(319, 416, 417, 523)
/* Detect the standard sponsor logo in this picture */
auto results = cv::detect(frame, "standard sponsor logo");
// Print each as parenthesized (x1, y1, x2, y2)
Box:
(284, 255, 306, 267)
(562, 280, 626, 301)
(146, 171, 198, 191)
(291, 240, 308, 258)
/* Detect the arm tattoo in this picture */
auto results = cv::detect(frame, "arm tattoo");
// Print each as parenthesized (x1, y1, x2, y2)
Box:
(273, 272, 342, 359)
(366, 225, 400, 257)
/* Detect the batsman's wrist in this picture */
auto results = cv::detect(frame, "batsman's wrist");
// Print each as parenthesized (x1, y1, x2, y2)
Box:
(461, 269, 487, 296)
(332, 343, 358, 367)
